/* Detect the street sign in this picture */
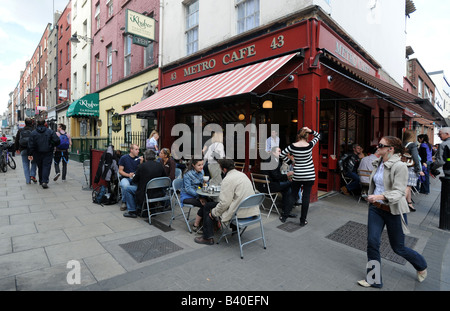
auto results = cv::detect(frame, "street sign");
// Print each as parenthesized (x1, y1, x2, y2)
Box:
(132, 35, 151, 47)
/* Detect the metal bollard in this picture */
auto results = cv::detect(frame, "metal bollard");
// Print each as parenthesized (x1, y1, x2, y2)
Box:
(439, 177, 450, 230)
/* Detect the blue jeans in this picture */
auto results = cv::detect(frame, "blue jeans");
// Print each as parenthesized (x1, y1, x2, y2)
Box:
(123, 183, 138, 212)
(366, 205, 427, 288)
(120, 177, 134, 203)
(21, 150, 36, 184)
(344, 171, 360, 192)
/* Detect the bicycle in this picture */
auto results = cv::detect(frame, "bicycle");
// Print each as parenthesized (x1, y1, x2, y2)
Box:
(0, 142, 16, 172)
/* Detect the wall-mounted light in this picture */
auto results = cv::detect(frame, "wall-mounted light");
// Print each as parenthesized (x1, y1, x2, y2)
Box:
(70, 34, 94, 44)
(111, 49, 118, 53)
(238, 114, 245, 121)
(262, 100, 272, 109)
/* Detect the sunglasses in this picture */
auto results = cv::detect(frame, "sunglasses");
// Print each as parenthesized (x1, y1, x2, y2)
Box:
(377, 143, 391, 149)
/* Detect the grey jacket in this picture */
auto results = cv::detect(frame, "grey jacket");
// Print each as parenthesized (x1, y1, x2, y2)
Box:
(369, 154, 410, 234)
(435, 138, 450, 177)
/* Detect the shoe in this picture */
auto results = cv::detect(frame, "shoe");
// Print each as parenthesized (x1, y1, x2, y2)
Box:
(30, 176, 37, 183)
(357, 280, 372, 288)
(341, 186, 350, 196)
(120, 202, 127, 211)
(408, 202, 416, 212)
(194, 237, 214, 245)
(288, 213, 297, 218)
(294, 203, 302, 207)
(300, 220, 308, 227)
(53, 173, 60, 181)
(123, 211, 137, 218)
(279, 216, 287, 223)
(192, 225, 202, 233)
(417, 269, 427, 282)
(42, 183, 48, 189)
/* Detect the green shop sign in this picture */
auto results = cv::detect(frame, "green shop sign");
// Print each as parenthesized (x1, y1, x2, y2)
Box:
(67, 93, 99, 118)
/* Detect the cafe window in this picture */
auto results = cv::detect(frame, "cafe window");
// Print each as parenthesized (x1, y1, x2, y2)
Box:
(236, 0, 260, 34)
(185, 0, 199, 56)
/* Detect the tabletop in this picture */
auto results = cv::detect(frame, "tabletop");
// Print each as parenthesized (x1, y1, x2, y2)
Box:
(196, 188, 220, 198)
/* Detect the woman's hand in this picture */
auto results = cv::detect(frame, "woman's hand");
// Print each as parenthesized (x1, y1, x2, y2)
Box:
(367, 194, 385, 204)
(302, 127, 312, 133)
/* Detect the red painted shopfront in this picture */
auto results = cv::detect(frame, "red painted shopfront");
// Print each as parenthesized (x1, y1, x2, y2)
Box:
(123, 15, 435, 202)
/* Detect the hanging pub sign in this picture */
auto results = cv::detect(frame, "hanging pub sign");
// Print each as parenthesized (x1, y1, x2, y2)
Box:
(125, 9, 155, 47)
(111, 113, 122, 132)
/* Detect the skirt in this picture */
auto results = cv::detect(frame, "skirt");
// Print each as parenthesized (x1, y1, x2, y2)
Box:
(407, 166, 418, 186)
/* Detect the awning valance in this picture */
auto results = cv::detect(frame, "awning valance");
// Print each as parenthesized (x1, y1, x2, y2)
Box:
(67, 93, 99, 118)
(121, 53, 299, 115)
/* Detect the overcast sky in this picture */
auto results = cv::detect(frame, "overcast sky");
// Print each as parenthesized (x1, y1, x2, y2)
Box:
(0, 0, 449, 115)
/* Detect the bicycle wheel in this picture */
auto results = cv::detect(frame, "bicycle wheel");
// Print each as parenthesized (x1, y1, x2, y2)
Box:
(7, 155, 16, 169)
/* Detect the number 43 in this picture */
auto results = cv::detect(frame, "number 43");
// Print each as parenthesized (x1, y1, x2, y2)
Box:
(270, 35, 285, 50)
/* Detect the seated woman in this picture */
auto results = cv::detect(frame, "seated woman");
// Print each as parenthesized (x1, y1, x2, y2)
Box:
(159, 148, 176, 180)
(180, 159, 208, 232)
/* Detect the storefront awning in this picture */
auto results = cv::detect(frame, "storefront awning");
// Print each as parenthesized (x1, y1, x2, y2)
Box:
(67, 93, 99, 118)
(121, 53, 299, 115)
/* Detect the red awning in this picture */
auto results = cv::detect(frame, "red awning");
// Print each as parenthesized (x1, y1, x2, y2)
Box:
(121, 53, 299, 115)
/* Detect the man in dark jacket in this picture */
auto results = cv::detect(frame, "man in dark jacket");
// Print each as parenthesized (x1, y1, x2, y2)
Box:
(14, 118, 37, 184)
(28, 118, 60, 189)
(340, 144, 363, 195)
(123, 149, 167, 218)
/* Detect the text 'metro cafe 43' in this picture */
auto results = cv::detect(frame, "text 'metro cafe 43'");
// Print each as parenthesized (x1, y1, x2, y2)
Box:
(123, 9, 437, 202)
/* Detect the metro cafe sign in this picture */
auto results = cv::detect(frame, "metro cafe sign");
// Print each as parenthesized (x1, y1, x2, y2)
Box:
(125, 9, 156, 47)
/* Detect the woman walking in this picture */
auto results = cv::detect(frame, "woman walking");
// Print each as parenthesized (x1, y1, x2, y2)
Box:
(280, 127, 320, 226)
(358, 136, 427, 288)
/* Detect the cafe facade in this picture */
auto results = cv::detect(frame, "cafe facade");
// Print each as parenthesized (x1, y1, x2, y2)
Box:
(123, 9, 441, 201)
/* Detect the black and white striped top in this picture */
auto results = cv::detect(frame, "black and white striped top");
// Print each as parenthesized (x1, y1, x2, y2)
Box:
(280, 130, 320, 182)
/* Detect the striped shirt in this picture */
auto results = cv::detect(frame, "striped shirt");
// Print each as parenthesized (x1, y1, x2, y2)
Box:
(280, 130, 320, 182)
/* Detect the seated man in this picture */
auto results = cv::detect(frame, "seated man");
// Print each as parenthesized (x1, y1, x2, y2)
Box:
(261, 147, 296, 223)
(118, 144, 143, 211)
(194, 159, 258, 245)
(358, 146, 379, 185)
(340, 144, 363, 195)
(123, 150, 167, 218)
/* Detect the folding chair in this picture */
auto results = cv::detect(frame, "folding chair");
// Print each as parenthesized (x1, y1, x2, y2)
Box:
(171, 178, 196, 233)
(250, 173, 280, 218)
(357, 169, 372, 203)
(175, 168, 182, 179)
(235, 162, 245, 172)
(340, 172, 355, 196)
(142, 177, 173, 225)
(217, 193, 267, 259)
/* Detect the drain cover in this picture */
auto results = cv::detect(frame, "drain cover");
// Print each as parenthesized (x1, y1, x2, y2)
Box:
(277, 221, 302, 233)
(120, 235, 183, 263)
(326, 221, 418, 265)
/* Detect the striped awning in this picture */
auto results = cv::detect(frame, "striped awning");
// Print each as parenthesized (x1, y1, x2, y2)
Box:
(121, 53, 299, 115)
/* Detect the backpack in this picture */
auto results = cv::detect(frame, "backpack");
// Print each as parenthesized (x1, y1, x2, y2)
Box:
(57, 133, 70, 150)
(19, 129, 32, 148)
(92, 185, 118, 206)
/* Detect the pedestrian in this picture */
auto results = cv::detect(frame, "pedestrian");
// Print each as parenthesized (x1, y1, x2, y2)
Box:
(194, 159, 257, 245)
(417, 134, 433, 194)
(431, 127, 450, 178)
(53, 123, 72, 181)
(123, 150, 167, 218)
(14, 118, 37, 184)
(27, 117, 60, 189)
(280, 127, 320, 226)
(0, 134, 6, 143)
(203, 131, 225, 186)
(358, 136, 427, 288)
(402, 130, 424, 212)
(146, 130, 159, 154)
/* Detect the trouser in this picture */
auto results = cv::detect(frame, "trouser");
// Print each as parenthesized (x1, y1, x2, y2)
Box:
(201, 202, 218, 239)
(21, 150, 36, 184)
(270, 181, 294, 217)
(291, 180, 314, 223)
(34, 151, 53, 184)
(344, 171, 361, 192)
(419, 161, 432, 194)
(54, 150, 69, 180)
(366, 205, 427, 288)
(123, 184, 138, 212)
(120, 177, 134, 203)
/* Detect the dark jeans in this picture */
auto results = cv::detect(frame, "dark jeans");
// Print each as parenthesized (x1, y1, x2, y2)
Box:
(366, 205, 427, 288)
(34, 151, 53, 184)
(291, 180, 314, 223)
(344, 171, 361, 192)
(419, 161, 432, 194)
(271, 181, 294, 217)
(54, 150, 69, 180)
(201, 202, 218, 239)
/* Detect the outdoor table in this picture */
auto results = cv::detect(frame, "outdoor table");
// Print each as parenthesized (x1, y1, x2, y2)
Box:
(196, 188, 220, 198)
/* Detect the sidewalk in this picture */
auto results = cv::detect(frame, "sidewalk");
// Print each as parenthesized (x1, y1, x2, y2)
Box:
(0, 157, 449, 291)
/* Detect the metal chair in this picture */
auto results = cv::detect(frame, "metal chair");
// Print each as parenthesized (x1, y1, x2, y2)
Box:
(175, 168, 182, 179)
(217, 193, 267, 259)
(142, 177, 173, 225)
(250, 173, 280, 218)
(340, 172, 355, 196)
(357, 169, 372, 203)
(171, 178, 196, 233)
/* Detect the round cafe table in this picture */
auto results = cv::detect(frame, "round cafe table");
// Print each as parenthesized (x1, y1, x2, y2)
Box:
(196, 188, 220, 198)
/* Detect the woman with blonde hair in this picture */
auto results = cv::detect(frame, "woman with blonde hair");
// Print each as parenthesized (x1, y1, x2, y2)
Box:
(402, 130, 424, 212)
(204, 131, 225, 185)
(146, 130, 159, 154)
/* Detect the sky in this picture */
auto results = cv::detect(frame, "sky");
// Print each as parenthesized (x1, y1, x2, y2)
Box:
(0, 0, 449, 115)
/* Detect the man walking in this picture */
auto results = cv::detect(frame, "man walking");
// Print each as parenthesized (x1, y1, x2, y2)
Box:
(432, 127, 450, 178)
(28, 118, 60, 189)
(53, 123, 72, 181)
(14, 118, 37, 184)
